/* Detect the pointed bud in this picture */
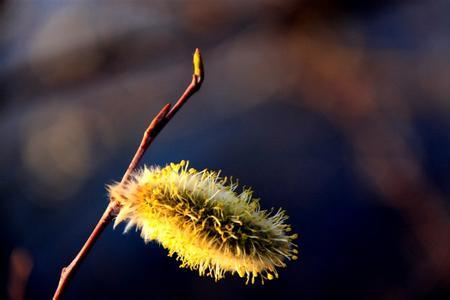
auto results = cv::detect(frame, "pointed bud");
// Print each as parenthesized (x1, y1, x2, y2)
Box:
(193, 48, 203, 78)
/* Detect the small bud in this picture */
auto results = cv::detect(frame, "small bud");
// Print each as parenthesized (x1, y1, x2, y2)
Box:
(193, 48, 203, 78)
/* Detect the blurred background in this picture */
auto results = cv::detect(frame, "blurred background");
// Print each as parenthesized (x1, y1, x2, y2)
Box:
(1, 0, 449, 299)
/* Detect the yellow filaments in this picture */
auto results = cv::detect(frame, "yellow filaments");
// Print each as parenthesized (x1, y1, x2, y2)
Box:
(108, 161, 298, 284)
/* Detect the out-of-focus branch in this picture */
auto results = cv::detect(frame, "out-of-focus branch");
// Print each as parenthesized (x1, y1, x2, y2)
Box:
(8, 248, 33, 300)
(52, 49, 204, 300)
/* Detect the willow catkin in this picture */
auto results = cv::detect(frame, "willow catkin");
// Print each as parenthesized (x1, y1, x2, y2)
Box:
(108, 160, 298, 284)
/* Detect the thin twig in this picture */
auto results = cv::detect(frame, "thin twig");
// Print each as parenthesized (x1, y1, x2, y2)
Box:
(53, 48, 204, 300)
(120, 103, 172, 184)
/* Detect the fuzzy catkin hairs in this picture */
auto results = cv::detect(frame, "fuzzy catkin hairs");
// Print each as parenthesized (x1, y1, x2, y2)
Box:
(108, 160, 298, 284)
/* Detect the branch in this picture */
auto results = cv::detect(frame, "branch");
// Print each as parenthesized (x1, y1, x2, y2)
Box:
(53, 48, 204, 300)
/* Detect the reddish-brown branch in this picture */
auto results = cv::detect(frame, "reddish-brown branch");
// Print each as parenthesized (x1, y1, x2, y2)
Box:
(53, 49, 204, 300)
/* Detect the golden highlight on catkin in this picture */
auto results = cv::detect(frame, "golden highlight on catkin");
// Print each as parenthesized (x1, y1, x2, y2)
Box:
(108, 161, 298, 284)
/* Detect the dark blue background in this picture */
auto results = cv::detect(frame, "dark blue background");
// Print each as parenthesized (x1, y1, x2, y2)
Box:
(1, 1, 449, 299)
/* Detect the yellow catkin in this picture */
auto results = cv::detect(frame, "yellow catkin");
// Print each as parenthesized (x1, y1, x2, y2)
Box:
(108, 161, 298, 283)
